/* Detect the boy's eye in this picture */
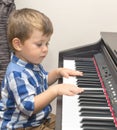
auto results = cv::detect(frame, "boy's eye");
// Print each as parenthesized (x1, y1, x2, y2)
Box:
(46, 42, 49, 46)
(36, 42, 49, 47)
(36, 43, 42, 47)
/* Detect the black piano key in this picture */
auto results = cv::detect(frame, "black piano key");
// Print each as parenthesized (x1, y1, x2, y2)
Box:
(78, 74, 99, 78)
(76, 62, 95, 66)
(76, 65, 96, 68)
(76, 60, 95, 63)
(76, 58, 93, 62)
(78, 75, 99, 79)
(78, 98, 107, 104)
(76, 67, 96, 71)
(77, 80, 101, 85)
(79, 91, 106, 99)
(81, 117, 117, 129)
(75, 62, 95, 66)
(78, 90, 107, 101)
(82, 77, 100, 82)
(79, 101, 108, 107)
(77, 83, 102, 88)
(80, 107, 110, 112)
(78, 100, 108, 107)
(80, 108, 112, 117)
(76, 64, 96, 67)
(77, 77, 100, 82)
(83, 73, 98, 77)
(76, 68, 97, 73)
(78, 97, 107, 103)
(76, 58, 94, 62)
(80, 113, 111, 117)
(80, 89, 104, 95)
(81, 118, 115, 126)
(82, 125, 117, 130)
(78, 94, 106, 99)
(77, 69, 98, 74)
(81, 118, 116, 129)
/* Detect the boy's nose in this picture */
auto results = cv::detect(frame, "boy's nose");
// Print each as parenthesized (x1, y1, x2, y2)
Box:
(42, 45, 48, 52)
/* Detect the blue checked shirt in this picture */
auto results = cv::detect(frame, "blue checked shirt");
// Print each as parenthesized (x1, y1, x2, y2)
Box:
(0, 54, 52, 129)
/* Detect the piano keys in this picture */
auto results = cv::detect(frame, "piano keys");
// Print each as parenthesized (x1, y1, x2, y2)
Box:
(62, 59, 116, 130)
(55, 32, 117, 130)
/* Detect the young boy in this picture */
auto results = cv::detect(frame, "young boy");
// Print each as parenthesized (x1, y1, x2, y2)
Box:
(0, 8, 84, 130)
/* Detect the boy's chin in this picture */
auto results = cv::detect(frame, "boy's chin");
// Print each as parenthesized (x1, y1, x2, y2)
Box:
(34, 60, 42, 65)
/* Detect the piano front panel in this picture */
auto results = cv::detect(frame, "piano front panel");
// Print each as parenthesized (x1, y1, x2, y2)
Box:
(60, 52, 117, 130)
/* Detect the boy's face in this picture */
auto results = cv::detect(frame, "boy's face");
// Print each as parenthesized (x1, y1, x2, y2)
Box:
(14, 30, 51, 64)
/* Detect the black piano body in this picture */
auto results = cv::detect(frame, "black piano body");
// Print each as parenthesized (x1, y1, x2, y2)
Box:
(55, 32, 117, 130)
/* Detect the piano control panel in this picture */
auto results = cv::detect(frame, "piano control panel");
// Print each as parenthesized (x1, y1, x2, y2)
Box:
(101, 65, 117, 107)
(94, 53, 117, 124)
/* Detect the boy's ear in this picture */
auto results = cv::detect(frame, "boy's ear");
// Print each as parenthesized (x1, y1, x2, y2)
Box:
(12, 38, 22, 51)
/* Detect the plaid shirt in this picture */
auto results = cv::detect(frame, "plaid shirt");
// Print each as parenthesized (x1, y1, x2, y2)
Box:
(0, 54, 52, 129)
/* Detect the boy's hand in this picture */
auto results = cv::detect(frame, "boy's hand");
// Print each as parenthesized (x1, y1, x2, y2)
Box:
(53, 84, 84, 96)
(57, 68, 83, 78)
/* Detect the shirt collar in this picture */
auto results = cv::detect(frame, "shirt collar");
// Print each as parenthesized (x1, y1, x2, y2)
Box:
(11, 53, 41, 71)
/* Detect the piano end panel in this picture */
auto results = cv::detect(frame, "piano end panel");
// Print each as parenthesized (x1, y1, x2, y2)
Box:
(55, 96, 62, 130)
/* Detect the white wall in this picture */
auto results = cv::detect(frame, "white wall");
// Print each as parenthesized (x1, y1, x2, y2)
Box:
(15, 0, 117, 71)
(15, 0, 117, 114)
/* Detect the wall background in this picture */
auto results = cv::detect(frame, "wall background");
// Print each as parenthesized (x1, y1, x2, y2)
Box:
(15, 0, 117, 113)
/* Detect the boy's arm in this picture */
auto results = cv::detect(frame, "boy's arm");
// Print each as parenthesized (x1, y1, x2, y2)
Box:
(33, 83, 84, 114)
(47, 69, 60, 85)
(33, 68, 84, 114)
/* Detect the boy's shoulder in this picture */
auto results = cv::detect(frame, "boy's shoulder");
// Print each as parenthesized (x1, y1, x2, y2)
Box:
(6, 61, 24, 76)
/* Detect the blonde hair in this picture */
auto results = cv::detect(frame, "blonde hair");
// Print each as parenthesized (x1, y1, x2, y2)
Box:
(7, 8, 53, 50)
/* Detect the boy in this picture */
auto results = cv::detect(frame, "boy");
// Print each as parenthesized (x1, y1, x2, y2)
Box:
(0, 8, 84, 130)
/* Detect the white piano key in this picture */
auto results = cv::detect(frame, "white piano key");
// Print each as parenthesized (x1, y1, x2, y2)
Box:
(63, 59, 76, 85)
(62, 95, 82, 130)
(63, 60, 75, 70)
(62, 60, 82, 130)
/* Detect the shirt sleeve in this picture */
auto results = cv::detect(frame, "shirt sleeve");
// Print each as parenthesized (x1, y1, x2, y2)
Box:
(8, 71, 36, 116)
(39, 64, 49, 84)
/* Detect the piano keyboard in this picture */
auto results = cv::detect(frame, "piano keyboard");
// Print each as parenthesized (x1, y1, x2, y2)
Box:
(62, 59, 117, 130)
